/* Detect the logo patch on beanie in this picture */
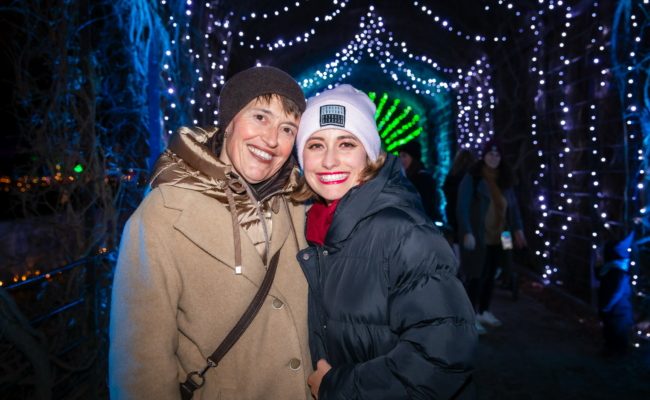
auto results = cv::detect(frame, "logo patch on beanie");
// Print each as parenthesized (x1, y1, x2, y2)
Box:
(320, 105, 346, 127)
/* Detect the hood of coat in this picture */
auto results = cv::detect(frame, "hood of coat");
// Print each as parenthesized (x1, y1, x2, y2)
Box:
(148, 126, 302, 266)
(326, 154, 426, 245)
(149, 127, 299, 202)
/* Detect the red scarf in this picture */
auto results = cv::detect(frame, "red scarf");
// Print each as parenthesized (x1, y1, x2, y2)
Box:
(306, 199, 340, 246)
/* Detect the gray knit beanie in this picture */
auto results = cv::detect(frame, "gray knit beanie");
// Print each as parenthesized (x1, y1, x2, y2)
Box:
(218, 66, 306, 132)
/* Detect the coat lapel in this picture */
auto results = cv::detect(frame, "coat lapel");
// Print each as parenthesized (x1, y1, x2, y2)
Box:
(161, 186, 268, 288)
(268, 199, 291, 261)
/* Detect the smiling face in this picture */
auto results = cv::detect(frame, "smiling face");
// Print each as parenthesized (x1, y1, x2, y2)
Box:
(302, 128, 368, 203)
(221, 95, 299, 184)
(484, 148, 501, 169)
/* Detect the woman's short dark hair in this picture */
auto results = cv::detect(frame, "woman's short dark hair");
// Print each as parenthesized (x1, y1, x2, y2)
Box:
(209, 93, 303, 155)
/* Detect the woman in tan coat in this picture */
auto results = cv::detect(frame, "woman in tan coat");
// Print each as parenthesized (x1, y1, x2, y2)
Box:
(109, 66, 313, 399)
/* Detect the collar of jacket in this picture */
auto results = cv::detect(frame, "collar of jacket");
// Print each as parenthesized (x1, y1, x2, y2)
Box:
(325, 154, 422, 245)
(149, 127, 300, 267)
(149, 127, 299, 202)
(158, 184, 295, 294)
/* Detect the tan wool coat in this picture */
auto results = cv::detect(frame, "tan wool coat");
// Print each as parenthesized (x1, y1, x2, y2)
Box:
(109, 134, 311, 399)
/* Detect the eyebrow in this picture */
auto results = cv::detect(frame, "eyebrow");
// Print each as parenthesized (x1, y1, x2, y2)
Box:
(250, 107, 298, 129)
(307, 134, 360, 141)
(336, 134, 359, 141)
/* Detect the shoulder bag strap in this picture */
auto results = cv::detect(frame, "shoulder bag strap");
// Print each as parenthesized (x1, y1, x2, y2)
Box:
(180, 250, 282, 399)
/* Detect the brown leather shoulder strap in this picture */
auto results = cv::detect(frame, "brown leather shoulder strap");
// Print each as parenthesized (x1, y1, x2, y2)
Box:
(180, 250, 281, 399)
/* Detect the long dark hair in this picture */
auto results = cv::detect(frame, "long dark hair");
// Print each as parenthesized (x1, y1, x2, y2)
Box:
(449, 149, 477, 177)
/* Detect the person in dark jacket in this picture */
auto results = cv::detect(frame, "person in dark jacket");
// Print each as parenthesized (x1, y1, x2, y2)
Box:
(395, 140, 436, 219)
(442, 149, 476, 249)
(457, 139, 526, 332)
(293, 84, 477, 399)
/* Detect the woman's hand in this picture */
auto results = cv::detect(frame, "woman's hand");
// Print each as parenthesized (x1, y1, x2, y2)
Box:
(307, 359, 332, 399)
(514, 229, 527, 248)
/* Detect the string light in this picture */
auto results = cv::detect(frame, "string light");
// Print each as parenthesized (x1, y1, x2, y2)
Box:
(160, 1, 231, 132)
(236, 0, 350, 50)
(455, 57, 495, 153)
(148, 3, 648, 348)
(412, 1, 508, 42)
(486, 0, 524, 17)
(294, 7, 494, 155)
(284, 6, 494, 221)
(162, 2, 498, 156)
(521, 0, 649, 351)
(239, 0, 311, 22)
(612, 1, 650, 353)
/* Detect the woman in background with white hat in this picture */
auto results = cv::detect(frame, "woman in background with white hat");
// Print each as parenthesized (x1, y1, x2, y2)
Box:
(294, 84, 477, 399)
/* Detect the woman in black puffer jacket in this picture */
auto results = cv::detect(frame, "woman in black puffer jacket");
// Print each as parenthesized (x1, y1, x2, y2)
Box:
(293, 84, 477, 400)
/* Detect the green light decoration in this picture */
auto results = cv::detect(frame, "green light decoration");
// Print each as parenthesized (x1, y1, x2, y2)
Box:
(73, 164, 84, 173)
(381, 106, 412, 138)
(383, 113, 419, 143)
(377, 99, 401, 132)
(373, 93, 389, 120)
(365, 90, 453, 225)
(368, 92, 424, 151)
(386, 127, 423, 151)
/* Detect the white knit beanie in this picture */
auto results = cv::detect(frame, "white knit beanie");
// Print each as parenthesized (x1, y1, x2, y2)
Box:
(296, 84, 380, 169)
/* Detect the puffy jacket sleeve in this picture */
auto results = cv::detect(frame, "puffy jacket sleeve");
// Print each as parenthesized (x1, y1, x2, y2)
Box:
(108, 193, 182, 400)
(456, 174, 475, 236)
(319, 226, 477, 399)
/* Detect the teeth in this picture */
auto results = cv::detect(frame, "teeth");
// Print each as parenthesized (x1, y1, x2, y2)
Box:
(248, 146, 272, 160)
(319, 173, 348, 182)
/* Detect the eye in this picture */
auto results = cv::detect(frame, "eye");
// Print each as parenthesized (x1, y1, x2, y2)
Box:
(306, 142, 323, 150)
(281, 126, 296, 136)
(254, 113, 266, 122)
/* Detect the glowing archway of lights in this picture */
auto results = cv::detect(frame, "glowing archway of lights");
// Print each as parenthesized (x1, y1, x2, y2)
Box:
(288, 6, 493, 224)
(156, 1, 496, 220)
(154, 1, 649, 351)
(293, 6, 495, 154)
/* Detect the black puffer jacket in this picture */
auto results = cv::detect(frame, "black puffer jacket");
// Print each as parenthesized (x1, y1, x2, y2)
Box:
(297, 155, 477, 400)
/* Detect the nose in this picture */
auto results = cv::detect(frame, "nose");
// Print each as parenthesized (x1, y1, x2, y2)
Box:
(322, 147, 339, 169)
(260, 125, 279, 148)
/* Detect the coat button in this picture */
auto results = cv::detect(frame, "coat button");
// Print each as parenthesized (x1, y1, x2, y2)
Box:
(289, 358, 302, 370)
(302, 253, 310, 260)
(272, 298, 284, 309)
(322, 250, 328, 256)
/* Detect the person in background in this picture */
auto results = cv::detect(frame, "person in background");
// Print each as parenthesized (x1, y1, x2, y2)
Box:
(396, 140, 436, 219)
(109, 66, 313, 399)
(294, 84, 477, 399)
(597, 232, 635, 357)
(457, 138, 526, 334)
(443, 149, 477, 256)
